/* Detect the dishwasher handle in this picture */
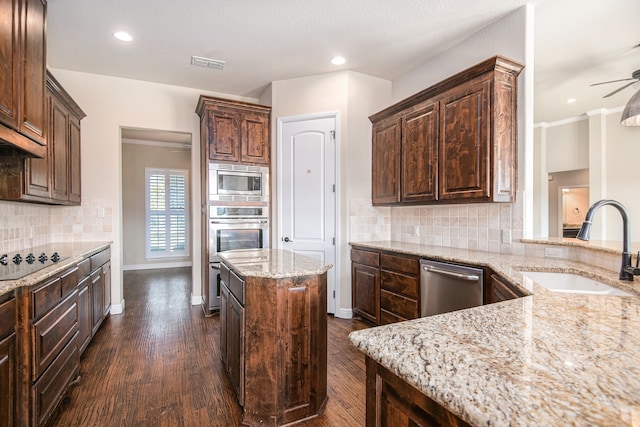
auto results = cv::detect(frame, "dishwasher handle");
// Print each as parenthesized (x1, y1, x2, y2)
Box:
(422, 265, 480, 281)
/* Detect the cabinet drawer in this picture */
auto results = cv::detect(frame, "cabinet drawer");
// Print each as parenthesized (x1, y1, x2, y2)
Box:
(33, 278, 62, 319)
(229, 270, 245, 306)
(380, 290, 418, 320)
(220, 262, 230, 286)
(0, 297, 16, 339)
(32, 332, 79, 427)
(90, 247, 111, 271)
(380, 270, 419, 299)
(60, 267, 79, 298)
(351, 248, 379, 267)
(380, 309, 407, 325)
(380, 254, 419, 276)
(32, 292, 79, 380)
(77, 258, 91, 278)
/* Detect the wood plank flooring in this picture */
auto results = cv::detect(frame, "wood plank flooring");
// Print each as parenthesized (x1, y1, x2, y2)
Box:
(47, 268, 370, 427)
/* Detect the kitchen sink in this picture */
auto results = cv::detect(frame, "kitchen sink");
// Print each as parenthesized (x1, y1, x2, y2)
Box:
(520, 271, 632, 296)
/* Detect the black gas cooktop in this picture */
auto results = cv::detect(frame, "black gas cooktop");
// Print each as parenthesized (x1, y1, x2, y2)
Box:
(0, 250, 67, 281)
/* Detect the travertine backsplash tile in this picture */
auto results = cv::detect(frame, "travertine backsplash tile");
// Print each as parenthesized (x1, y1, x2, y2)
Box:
(0, 201, 112, 252)
(349, 197, 524, 255)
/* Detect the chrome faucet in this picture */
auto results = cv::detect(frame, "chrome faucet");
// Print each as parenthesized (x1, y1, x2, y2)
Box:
(576, 199, 640, 281)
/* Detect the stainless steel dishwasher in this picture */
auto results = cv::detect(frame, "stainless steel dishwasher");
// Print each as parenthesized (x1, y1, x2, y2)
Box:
(420, 259, 483, 317)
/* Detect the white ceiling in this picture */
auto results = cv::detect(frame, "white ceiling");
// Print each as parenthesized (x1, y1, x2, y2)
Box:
(47, 0, 639, 124)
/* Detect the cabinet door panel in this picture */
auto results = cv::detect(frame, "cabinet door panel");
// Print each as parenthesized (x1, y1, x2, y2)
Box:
(372, 118, 401, 205)
(401, 102, 438, 202)
(19, 0, 46, 144)
(102, 262, 111, 316)
(0, 333, 16, 427)
(50, 95, 69, 201)
(380, 290, 418, 321)
(352, 263, 380, 324)
(0, 0, 20, 129)
(439, 81, 490, 201)
(227, 293, 244, 406)
(68, 117, 82, 203)
(77, 281, 91, 354)
(380, 270, 419, 300)
(241, 113, 269, 165)
(90, 270, 104, 335)
(207, 108, 241, 162)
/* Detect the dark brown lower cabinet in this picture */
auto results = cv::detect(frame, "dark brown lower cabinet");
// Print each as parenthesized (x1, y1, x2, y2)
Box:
(366, 357, 471, 427)
(0, 293, 17, 427)
(0, 333, 17, 427)
(76, 277, 91, 354)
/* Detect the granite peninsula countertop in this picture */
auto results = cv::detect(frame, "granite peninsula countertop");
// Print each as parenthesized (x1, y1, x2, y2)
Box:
(0, 241, 112, 297)
(218, 249, 332, 279)
(348, 240, 640, 427)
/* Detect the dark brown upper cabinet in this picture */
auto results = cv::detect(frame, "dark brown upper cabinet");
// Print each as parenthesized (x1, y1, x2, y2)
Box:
(0, 71, 85, 205)
(370, 55, 523, 206)
(0, 0, 47, 157)
(195, 96, 271, 166)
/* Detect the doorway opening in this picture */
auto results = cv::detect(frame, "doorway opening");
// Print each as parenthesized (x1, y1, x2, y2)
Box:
(121, 127, 193, 272)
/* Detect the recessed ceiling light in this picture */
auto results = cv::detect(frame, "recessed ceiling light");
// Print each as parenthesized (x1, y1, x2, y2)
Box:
(113, 31, 133, 42)
(331, 56, 346, 65)
(566, 98, 576, 103)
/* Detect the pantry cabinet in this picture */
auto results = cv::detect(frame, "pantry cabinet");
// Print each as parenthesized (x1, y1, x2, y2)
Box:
(196, 96, 271, 166)
(0, 0, 47, 157)
(370, 55, 523, 206)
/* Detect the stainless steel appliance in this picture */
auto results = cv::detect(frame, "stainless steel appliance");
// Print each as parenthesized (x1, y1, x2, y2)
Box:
(208, 205, 269, 311)
(209, 163, 269, 203)
(419, 258, 483, 317)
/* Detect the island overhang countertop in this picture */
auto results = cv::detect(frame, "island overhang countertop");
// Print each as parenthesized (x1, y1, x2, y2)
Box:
(217, 248, 333, 279)
(348, 240, 640, 426)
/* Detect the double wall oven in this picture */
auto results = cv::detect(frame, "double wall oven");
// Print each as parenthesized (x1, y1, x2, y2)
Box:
(206, 163, 270, 313)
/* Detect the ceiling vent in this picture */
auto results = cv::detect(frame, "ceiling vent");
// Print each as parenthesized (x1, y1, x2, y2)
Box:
(191, 55, 225, 70)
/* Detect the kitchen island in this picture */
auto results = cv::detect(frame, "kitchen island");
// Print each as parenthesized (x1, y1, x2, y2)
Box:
(217, 249, 332, 427)
(348, 241, 640, 426)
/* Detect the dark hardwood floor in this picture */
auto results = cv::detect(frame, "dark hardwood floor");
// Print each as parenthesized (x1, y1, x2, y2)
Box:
(48, 267, 370, 427)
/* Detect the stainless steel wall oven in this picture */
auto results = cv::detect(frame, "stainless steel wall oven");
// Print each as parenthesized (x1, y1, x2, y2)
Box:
(208, 205, 269, 311)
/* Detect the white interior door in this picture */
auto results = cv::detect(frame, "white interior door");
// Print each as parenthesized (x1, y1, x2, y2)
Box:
(279, 115, 336, 313)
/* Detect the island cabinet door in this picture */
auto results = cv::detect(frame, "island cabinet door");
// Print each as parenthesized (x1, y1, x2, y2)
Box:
(219, 283, 229, 365)
(366, 357, 471, 427)
(227, 292, 245, 407)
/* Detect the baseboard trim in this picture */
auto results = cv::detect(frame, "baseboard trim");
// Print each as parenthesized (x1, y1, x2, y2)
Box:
(334, 307, 352, 319)
(123, 262, 192, 271)
(110, 299, 125, 315)
(191, 295, 203, 306)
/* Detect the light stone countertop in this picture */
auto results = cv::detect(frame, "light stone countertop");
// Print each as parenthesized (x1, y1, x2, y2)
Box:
(0, 241, 112, 297)
(348, 240, 640, 427)
(218, 249, 333, 279)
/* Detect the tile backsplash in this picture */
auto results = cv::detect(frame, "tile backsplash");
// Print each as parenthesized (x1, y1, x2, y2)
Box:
(0, 201, 112, 252)
(349, 197, 525, 255)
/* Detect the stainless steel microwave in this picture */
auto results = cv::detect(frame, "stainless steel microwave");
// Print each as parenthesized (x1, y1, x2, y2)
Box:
(209, 163, 269, 203)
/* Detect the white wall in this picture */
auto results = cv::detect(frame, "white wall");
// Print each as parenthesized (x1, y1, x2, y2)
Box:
(48, 68, 257, 311)
(546, 119, 589, 173)
(269, 71, 391, 317)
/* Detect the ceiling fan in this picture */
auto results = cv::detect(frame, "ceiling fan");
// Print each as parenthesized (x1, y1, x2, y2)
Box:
(591, 69, 640, 98)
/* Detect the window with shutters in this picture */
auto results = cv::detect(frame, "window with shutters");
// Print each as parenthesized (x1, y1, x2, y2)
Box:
(145, 168, 189, 259)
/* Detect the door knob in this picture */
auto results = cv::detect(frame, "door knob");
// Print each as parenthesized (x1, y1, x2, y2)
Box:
(282, 237, 293, 242)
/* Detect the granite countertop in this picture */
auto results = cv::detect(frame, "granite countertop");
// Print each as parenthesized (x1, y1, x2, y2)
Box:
(218, 249, 333, 279)
(348, 240, 640, 426)
(0, 241, 112, 297)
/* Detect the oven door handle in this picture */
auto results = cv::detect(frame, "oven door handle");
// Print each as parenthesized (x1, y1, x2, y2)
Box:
(210, 219, 268, 224)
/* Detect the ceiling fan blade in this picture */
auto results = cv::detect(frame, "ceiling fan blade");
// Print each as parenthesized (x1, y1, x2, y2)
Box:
(590, 77, 636, 87)
(603, 80, 639, 98)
